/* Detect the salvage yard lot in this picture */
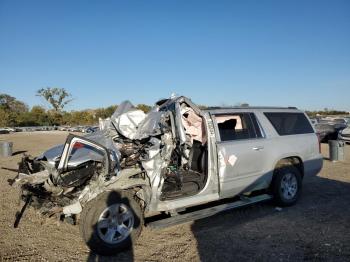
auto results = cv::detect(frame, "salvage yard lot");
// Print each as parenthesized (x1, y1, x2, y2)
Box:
(0, 132, 350, 261)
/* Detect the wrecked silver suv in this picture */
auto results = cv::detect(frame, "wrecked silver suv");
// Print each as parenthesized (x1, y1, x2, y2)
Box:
(13, 96, 323, 255)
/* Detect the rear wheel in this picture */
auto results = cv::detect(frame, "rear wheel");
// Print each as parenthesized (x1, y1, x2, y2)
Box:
(79, 190, 143, 256)
(272, 165, 302, 206)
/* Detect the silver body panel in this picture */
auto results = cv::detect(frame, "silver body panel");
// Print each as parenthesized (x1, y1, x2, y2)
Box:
(150, 107, 323, 212)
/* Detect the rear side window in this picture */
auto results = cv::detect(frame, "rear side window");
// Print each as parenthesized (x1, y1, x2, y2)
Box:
(215, 113, 262, 141)
(264, 112, 314, 135)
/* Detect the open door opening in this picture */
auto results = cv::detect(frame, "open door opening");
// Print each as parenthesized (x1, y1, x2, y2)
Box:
(160, 100, 208, 200)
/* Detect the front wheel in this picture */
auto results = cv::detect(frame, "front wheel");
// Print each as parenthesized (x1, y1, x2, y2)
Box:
(271, 165, 302, 207)
(79, 190, 143, 256)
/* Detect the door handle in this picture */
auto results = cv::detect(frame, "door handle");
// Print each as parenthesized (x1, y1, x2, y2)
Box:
(252, 146, 264, 151)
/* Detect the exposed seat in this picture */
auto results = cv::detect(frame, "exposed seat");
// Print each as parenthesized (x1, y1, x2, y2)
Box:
(218, 119, 237, 141)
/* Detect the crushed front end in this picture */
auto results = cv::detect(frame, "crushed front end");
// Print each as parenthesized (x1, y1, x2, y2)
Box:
(13, 134, 118, 224)
(11, 95, 209, 226)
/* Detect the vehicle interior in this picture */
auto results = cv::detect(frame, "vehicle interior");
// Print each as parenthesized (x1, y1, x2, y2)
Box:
(160, 101, 208, 200)
(216, 114, 258, 141)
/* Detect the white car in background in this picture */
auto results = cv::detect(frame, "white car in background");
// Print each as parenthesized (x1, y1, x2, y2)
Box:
(339, 126, 350, 144)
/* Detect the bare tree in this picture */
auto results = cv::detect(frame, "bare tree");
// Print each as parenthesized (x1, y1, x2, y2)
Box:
(36, 87, 73, 112)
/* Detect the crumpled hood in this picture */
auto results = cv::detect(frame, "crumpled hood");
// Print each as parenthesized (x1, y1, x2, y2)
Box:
(38, 100, 157, 168)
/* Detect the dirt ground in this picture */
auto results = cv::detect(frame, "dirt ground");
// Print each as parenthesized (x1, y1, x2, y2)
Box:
(0, 132, 350, 262)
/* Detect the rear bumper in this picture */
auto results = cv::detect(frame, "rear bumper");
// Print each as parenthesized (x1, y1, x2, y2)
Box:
(304, 155, 323, 177)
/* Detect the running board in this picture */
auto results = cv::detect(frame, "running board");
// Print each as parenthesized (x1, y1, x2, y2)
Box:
(147, 194, 273, 229)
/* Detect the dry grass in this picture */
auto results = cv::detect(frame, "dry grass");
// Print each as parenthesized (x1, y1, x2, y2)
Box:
(0, 132, 349, 261)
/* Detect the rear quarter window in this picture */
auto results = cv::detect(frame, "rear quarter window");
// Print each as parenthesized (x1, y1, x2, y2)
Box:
(264, 112, 314, 136)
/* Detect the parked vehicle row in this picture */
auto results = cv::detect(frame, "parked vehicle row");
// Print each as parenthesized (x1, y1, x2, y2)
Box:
(0, 125, 99, 134)
(57, 125, 99, 133)
(0, 127, 23, 133)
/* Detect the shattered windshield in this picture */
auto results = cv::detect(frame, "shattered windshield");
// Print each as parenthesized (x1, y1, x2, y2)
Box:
(67, 142, 105, 168)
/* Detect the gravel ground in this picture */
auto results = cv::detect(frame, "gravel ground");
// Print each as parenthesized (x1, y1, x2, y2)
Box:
(0, 132, 349, 262)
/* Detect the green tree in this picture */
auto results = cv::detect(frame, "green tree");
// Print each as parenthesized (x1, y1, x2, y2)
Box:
(105, 105, 118, 117)
(47, 110, 63, 126)
(36, 87, 73, 112)
(68, 110, 94, 125)
(136, 104, 151, 113)
(95, 105, 118, 119)
(0, 108, 11, 127)
(0, 93, 28, 113)
(0, 93, 28, 126)
(31, 106, 49, 125)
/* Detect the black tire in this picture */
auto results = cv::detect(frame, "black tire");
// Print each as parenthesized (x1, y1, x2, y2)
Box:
(271, 165, 302, 207)
(79, 190, 143, 256)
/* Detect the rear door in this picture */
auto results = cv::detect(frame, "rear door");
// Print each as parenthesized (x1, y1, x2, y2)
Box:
(212, 112, 268, 198)
(263, 111, 322, 175)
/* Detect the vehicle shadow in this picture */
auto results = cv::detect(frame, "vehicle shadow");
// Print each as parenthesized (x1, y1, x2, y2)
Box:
(12, 150, 27, 156)
(1, 167, 19, 173)
(190, 175, 350, 261)
(87, 249, 133, 262)
(86, 191, 135, 262)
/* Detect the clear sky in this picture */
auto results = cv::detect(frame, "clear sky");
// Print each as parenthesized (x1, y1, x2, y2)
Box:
(1, 0, 349, 111)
